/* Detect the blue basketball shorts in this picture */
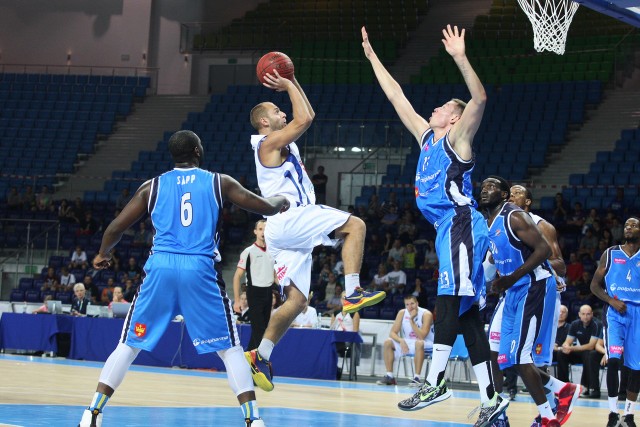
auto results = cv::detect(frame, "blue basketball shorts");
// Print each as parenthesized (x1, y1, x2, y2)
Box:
(497, 276, 556, 369)
(433, 207, 489, 315)
(120, 252, 240, 354)
(604, 302, 640, 370)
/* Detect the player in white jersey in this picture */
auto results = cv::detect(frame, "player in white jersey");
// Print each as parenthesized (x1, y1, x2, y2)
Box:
(245, 68, 386, 392)
(377, 295, 434, 387)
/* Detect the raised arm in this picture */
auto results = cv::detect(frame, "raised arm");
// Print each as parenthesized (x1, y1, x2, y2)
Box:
(94, 181, 151, 268)
(444, 25, 487, 158)
(220, 174, 289, 215)
(538, 220, 566, 277)
(362, 27, 429, 145)
(259, 71, 313, 164)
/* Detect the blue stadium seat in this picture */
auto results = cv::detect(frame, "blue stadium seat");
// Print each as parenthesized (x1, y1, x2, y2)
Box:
(10, 289, 25, 302)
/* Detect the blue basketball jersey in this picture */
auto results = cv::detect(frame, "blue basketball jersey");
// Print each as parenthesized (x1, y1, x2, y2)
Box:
(488, 203, 551, 288)
(603, 246, 640, 303)
(149, 167, 222, 258)
(414, 129, 476, 225)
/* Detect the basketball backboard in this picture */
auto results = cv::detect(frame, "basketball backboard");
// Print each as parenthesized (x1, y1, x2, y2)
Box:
(575, 0, 640, 28)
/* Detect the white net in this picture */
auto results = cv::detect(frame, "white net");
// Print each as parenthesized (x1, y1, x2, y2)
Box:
(517, 0, 580, 55)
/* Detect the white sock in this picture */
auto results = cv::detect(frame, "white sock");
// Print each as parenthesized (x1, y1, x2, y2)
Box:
(473, 361, 494, 403)
(538, 402, 555, 420)
(544, 376, 566, 394)
(609, 396, 619, 413)
(546, 390, 556, 410)
(257, 339, 275, 361)
(426, 344, 452, 386)
(344, 273, 360, 295)
(386, 371, 394, 378)
(624, 399, 636, 416)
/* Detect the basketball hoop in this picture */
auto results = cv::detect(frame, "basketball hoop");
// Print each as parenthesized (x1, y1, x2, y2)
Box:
(517, 0, 580, 55)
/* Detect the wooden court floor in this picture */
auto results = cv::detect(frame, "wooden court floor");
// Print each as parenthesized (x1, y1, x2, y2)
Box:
(0, 354, 613, 426)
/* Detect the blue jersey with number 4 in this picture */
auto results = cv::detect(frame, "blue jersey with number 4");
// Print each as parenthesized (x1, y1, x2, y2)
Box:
(149, 167, 222, 257)
(604, 246, 640, 303)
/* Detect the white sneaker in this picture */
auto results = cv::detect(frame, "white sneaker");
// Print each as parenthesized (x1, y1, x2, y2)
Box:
(78, 409, 102, 427)
(246, 419, 266, 426)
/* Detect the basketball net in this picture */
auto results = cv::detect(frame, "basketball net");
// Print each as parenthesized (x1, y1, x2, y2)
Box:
(517, 0, 579, 55)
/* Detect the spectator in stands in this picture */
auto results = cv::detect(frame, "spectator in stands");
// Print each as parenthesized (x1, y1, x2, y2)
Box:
(132, 221, 152, 248)
(329, 252, 344, 278)
(7, 187, 21, 210)
(377, 295, 434, 387)
(234, 291, 250, 324)
(608, 187, 627, 217)
(583, 208, 600, 233)
(271, 289, 282, 316)
(380, 192, 398, 216)
(403, 243, 417, 269)
(125, 257, 142, 280)
(77, 211, 98, 236)
(70, 246, 89, 270)
(566, 252, 584, 286)
(311, 165, 328, 205)
(384, 260, 407, 295)
(369, 263, 388, 292)
(70, 283, 92, 316)
(564, 201, 585, 234)
(57, 199, 74, 223)
(380, 204, 400, 232)
(324, 284, 343, 316)
(367, 193, 381, 219)
(32, 295, 54, 314)
(59, 266, 77, 292)
(291, 292, 318, 328)
(101, 278, 116, 306)
(21, 185, 36, 210)
(82, 275, 100, 305)
(552, 193, 569, 225)
(575, 271, 595, 302)
(70, 197, 85, 223)
(41, 267, 60, 292)
(122, 278, 137, 302)
(410, 276, 430, 309)
(387, 238, 405, 265)
(422, 240, 438, 268)
(35, 185, 52, 211)
(553, 304, 570, 363)
(115, 188, 131, 210)
(108, 286, 127, 310)
(557, 304, 602, 398)
(593, 240, 608, 264)
(610, 217, 624, 244)
(323, 272, 340, 304)
(397, 210, 417, 243)
(578, 228, 599, 259)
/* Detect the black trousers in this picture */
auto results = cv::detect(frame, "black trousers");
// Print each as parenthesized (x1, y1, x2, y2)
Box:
(247, 285, 273, 350)
(557, 350, 601, 390)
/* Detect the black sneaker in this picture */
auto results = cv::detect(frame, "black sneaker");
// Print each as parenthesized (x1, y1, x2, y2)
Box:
(471, 393, 510, 427)
(607, 412, 620, 427)
(622, 414, 637, 427)
(397, 379, 452, 411)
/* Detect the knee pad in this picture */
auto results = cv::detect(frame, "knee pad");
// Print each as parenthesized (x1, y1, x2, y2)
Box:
(433, 296, 461, 346)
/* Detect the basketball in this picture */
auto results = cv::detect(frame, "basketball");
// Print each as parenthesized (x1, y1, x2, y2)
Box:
(256, 51, 294, 84)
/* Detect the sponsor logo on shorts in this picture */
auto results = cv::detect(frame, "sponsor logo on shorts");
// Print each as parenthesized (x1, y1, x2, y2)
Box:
(535, 343, 543, 355)
(614, 258, 627, 264)
(193, 336, 229, 347)
(490, 331, 501, 341)
(134, 322, 146, 337)
(497, 354, 507, 364)
(276, 265, 288, 281)
(609, 345, 624, 355)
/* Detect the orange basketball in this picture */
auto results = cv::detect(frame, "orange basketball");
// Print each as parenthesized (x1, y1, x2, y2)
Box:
(256, 51, 294, 84)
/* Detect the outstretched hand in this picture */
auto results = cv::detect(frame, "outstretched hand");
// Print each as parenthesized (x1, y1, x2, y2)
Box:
(361, 26, 375, 59)
(262, 70, 292, 92)
(442, 24, 466, 59)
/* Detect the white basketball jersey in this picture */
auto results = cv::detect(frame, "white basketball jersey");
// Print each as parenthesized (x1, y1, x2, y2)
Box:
(529, 212, 544, 225)
(251, 135, 316, 207)
(402, 307, 432, 340)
